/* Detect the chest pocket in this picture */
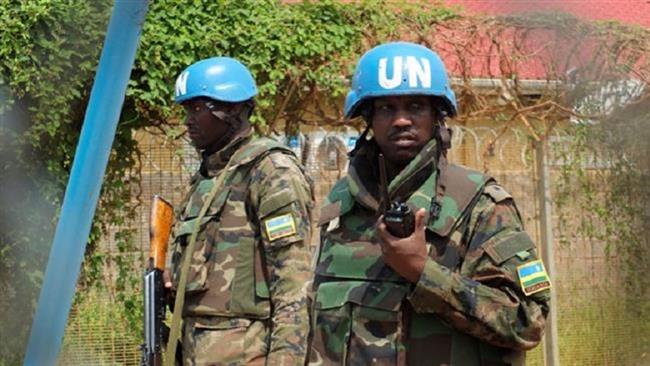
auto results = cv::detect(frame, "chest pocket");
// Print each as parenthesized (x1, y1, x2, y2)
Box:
(311, 280, 408, 366)
(201, 180, 263, 315)
(313, 217, 409, 364)
(172, 177, 232, 294)
(173, 169, 272, 317)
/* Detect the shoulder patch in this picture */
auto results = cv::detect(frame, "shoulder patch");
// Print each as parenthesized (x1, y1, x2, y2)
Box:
(264, 213, 297, 241)
(517, 259, 552, 296)
(483, 184, 512, 203)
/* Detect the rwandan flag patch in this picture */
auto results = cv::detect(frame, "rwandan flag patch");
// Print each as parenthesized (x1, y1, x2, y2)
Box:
(264, 213, 297, 241)
(517, 259, 551, 296)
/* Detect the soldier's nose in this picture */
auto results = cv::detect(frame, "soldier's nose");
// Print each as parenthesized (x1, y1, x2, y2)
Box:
(392, 113, 413, 128)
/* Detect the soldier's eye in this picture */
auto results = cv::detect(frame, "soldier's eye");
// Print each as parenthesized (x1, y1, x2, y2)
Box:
(410, 102, 423, 111)
(376, 104, 393, 113)
(184, 104, 200, 114)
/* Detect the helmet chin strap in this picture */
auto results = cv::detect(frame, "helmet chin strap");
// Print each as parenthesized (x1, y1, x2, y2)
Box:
(433, 102, 452, 155)
(437, 121, 452, 151)
(204, 100, 253, 153)
(348, 124, 371, 158)
(210, 110, 238, 150)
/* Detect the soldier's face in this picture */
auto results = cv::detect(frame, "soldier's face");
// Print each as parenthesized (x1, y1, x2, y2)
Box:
(183, 97, 238, 153)
(371, 95, 435, 166)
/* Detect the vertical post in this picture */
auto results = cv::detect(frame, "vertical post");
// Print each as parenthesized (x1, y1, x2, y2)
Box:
(23, 1, 149, 365)
(535, 140, 561, 366)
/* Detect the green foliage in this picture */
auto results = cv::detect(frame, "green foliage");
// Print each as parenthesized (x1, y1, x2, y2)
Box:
(0, 1, 113, 363)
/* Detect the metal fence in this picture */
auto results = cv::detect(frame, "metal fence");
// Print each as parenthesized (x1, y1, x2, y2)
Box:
(57, 124, 649, 366)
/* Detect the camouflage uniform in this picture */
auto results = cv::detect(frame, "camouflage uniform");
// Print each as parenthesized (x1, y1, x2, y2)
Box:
(310, 138, 550, 366)
(167, 129, 314, 365)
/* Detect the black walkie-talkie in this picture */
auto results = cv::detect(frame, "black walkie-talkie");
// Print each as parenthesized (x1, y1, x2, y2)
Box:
(379, 154, 415, 238)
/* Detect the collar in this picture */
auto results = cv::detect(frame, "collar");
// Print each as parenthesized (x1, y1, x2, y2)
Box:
(200, 127, 253, 178)
(347, 138, 439, 211)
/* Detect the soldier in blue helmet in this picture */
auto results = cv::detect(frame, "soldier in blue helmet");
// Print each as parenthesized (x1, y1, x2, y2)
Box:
(165, 57, 314, 365)
(309, 42, 550, 365)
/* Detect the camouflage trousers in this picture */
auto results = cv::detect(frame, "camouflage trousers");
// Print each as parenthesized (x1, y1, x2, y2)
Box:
(181, 316, 269, 366)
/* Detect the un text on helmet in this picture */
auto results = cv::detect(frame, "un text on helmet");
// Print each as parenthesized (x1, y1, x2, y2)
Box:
(378, 56, 431, 90)
(175, 71, 190, 97)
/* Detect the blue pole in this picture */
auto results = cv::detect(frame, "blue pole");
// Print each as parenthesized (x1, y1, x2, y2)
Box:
(23, 1, 149, 365)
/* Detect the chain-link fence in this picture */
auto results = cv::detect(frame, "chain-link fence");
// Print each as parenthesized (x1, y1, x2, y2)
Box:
(58, 124, 649, 366)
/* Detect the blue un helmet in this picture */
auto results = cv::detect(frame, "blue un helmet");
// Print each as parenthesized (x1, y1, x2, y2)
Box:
(174, 57, 257, 104)
(344, 42, 457, 119)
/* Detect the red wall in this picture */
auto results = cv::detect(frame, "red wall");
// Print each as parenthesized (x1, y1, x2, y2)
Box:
(445, 0, 650, 28)
(437, 0, 649, 79)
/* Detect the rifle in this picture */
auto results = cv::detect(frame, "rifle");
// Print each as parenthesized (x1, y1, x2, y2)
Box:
(142, 195, 174, 366)
(378, 153, 415, 238)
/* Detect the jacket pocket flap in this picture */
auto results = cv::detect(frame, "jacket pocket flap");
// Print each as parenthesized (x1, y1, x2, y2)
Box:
(176, 185, 232, 237)
(184, 178, 231, 218)
(484, 231, 536, 265)
(175, 215, 215, 237)
(315, 240, 406, 282)
(193, 317, 252, 330)
(316, 281, 406, 311)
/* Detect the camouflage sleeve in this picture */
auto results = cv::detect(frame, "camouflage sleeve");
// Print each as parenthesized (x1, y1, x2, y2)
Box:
(249, 151, 314, 366)
(407, 191, 550, 351)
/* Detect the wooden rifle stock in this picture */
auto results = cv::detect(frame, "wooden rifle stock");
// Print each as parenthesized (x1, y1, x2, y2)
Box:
(149, 196, 173, 270)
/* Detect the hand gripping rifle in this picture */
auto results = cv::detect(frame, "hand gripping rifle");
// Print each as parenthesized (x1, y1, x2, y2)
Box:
(142, 195, 174, 366)
(379, 154, 415, 238)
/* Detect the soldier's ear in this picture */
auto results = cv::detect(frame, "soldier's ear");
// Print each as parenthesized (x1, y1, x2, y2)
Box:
(429, 98, 446, 122)
(358, 100, 373, 125)
(239, 99, 255, 119)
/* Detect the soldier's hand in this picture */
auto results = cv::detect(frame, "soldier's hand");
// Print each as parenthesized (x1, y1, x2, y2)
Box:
(376, 208, 428, 283)
(163, 269, 173, 289)
(163, 269, 176, 310)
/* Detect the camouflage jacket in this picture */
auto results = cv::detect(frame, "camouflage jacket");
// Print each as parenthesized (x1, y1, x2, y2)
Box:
(310, 138, 550, 366)
(167, 130, 314, 365)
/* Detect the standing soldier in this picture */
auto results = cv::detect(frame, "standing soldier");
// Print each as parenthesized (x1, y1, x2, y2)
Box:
(309, 42, 551, 365)
(165, 57, 314, 365)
